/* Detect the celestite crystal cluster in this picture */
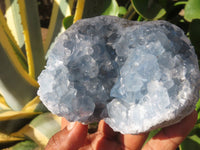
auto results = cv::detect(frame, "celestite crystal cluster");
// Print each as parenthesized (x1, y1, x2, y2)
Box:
(38, 16, 200, 134)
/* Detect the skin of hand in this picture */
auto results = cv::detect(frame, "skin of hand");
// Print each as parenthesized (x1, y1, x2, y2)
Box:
(45, 110, 197, 150)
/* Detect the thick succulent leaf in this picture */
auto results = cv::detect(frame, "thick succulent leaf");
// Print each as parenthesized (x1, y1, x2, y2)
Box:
(0, 109, 39, 135)
(12, 113, 61, 148)
(0, 110, 40, 121)
(0, 9, 27, 70)
(22, 96, 48, 113)
(0, 24, 39, 110)
(5, 0, 25, 52)
(180, 135, 200, 150)
(82, 0, 119, 18)
(18, 0, 45, 78)
(73, 0, 85, 23)
(0, 132, 23, 142)
(0, 132, 23, 147)
(0, 95, 11, 110)
(184, 0, 200, 22)
(130, 0, 166, 20)
(44, 0, 74, 53)
(0, 109, 39, 134)
(0, 118, 35, 135)
(0, 103, 10, 111)
(0, 100, 40, 134)
(0, 104, 10, 111)
(5, 140, 38, 150)
(189, 19, 200, 58)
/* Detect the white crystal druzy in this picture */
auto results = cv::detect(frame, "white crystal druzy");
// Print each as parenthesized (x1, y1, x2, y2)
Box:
(38, 16, 200, 134)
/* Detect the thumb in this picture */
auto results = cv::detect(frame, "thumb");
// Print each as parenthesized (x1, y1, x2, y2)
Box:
(45, 122, 88, 150)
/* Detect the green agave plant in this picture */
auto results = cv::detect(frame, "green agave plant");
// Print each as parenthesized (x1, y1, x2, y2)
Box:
(0, 0, 200, 149)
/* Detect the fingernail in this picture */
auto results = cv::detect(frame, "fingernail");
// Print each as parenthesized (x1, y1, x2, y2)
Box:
(67, 122, 76, 131)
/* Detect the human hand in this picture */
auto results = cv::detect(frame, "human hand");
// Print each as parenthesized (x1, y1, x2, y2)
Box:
(45, 110, 197, 150)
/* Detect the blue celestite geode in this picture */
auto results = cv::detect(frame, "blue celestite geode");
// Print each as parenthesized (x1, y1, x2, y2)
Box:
(38, 16, 200, 134)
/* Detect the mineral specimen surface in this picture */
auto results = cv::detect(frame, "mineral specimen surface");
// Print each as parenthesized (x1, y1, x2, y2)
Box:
(38, 16, 200, 134)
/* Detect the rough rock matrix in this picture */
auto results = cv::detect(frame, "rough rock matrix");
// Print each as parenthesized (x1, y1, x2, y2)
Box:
(38, 16, 200, 134)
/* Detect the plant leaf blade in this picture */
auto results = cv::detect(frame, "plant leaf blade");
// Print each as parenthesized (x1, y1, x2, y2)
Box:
(180, 135, 200, 150)
(102, 0, 119, 16)
(184, 0, 200, 22)
(22, 96, 48, 113)
(130, 0, 166, 20)
(63, 15, 74, 29)
(82, 0, 119, 18)
(44, 0, 74, 53)
(5, 0, 25, 51)
(0, 132, 23, 144)
(0, 9, 27, 71)
(6, 140, 38, 150)
(11, 113, 61, 148)
(18, 0, 45, 78)
(0, 24, 39, 110)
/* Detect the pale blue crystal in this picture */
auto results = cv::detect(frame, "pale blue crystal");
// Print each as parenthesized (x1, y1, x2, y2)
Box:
(38, 16, 200, 134)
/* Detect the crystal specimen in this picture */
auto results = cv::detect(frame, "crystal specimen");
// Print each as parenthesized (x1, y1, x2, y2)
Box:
(38, 16, 200, 134)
